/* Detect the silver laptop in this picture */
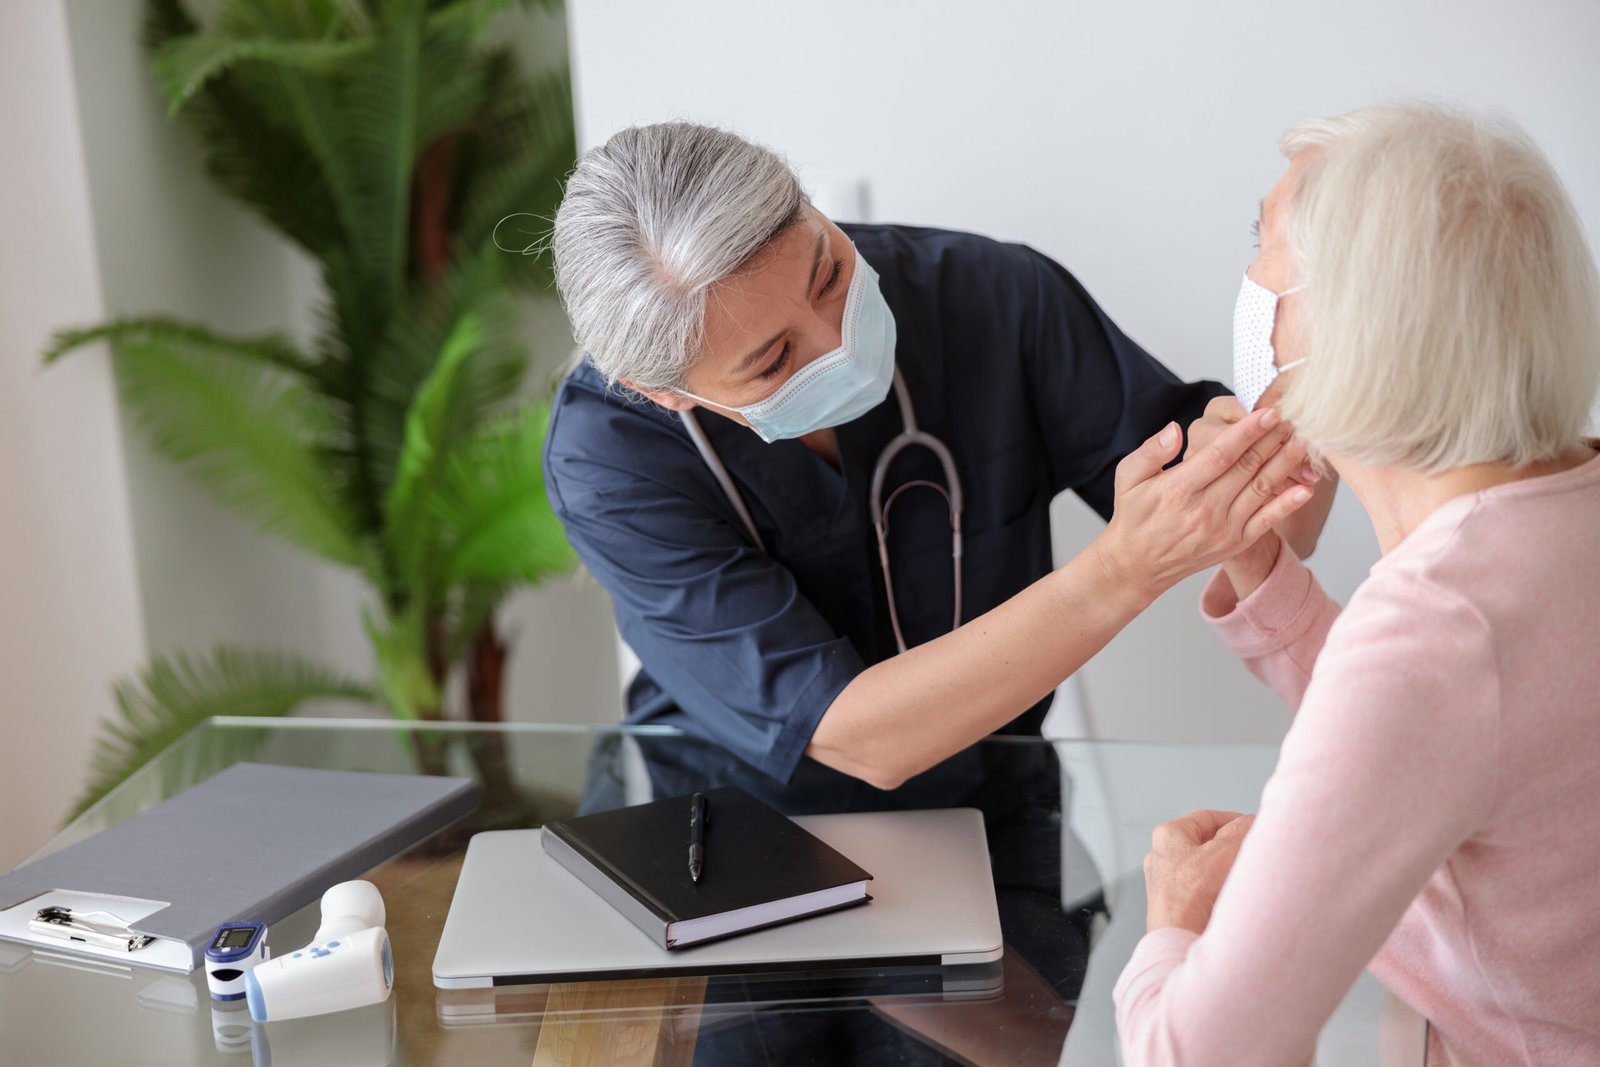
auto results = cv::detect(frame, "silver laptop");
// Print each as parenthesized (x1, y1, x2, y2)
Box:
(433, 807, 1003, 990)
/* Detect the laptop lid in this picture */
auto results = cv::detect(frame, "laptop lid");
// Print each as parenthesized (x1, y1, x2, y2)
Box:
(433, 808, 1002, 989)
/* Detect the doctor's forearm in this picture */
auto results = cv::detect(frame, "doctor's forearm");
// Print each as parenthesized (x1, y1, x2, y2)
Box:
(806, 537, 1159, 790)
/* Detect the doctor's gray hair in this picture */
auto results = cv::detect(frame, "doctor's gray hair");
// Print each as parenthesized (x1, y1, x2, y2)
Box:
(1276, 103, 1600, 473)
(552, 123, 808, 390)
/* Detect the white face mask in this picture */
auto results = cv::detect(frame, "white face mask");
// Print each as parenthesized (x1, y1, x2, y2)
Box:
(1232, 270, 1307, 411)
(679, 249, 897, 443)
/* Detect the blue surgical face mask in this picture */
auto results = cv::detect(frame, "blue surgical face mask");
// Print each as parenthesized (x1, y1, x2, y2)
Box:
(680, 249, 897, 442)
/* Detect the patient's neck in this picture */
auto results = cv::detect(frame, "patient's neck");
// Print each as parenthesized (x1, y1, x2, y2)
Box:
(1339, 444, 1597, 555)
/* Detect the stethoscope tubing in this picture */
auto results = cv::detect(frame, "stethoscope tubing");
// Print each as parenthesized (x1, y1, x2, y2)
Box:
(682, 368, 965, 653)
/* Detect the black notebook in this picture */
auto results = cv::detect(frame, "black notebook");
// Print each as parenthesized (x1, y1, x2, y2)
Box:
(540, 787, 873, 950)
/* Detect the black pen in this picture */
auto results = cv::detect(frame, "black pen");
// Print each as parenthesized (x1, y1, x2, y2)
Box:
(689, 792, 708, 883)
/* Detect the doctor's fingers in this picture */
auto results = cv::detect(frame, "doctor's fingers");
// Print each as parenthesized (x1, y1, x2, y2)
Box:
(1225, 431, 1310, 531)
(1182, 396, 1249, 463)
(1113, 421, 1184, 497)
(1170, 408, 1288, 496)
(1239, 483, 1314, 547)
(1185, 422, 1295, 515)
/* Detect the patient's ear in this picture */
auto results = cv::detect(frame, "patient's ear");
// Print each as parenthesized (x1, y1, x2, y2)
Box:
(621, 379, 695, 412)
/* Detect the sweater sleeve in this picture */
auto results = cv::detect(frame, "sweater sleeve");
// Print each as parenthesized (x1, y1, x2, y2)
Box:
(1198, 545, 1342, 710)
(1114, 573, 1501, 1067)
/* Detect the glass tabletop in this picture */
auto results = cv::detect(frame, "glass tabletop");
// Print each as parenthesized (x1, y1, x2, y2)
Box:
(0, 717, 1411, 1066)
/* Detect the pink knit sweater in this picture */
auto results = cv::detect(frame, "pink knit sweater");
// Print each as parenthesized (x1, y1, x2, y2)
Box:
(1113, 450, 1600, 1067)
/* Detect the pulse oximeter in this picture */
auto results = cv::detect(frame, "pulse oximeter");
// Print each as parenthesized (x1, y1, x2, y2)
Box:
(205, 921, 269, 1001)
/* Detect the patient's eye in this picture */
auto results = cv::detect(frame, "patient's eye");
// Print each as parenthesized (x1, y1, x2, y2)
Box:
(1250, 219, 1261, 248)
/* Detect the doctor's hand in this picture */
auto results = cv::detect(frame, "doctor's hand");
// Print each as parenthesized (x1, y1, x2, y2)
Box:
(1094, 408, 1313, 600)
(1189, 393, 1334, 571)
(1185, 395, 1318, 487)
(1144, 809, 1255, 934)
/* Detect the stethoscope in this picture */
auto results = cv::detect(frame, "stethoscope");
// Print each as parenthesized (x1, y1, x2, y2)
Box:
(681, 368, 963, 653)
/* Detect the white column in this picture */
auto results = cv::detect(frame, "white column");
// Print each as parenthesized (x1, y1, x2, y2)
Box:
(0, 0, 149, 869)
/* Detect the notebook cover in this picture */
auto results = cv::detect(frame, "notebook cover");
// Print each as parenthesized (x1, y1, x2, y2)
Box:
(541, 786, 873, 942)
(0, 763, 479, 970)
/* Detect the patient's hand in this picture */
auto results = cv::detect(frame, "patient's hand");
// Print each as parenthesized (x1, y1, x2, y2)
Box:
(1144, 809, 1255, 934)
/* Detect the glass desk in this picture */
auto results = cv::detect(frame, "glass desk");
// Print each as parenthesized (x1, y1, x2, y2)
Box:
(0, 718, 1416, 1066)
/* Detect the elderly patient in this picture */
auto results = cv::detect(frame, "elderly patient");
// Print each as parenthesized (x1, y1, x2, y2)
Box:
(1114, 104, 1600, 1066)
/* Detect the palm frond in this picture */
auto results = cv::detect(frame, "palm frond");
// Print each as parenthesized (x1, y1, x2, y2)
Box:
(427, 0, 514, 38)
(364, 604, 439, 719)
(378, 304, 488, 590)
(221, 3, 368, 268)
(451, 64, 575, 294)
(427, 403, 575, 587)
(144, 3, 352, 257)
(111, 335, 366, 567)
(216, 0, 358, 38)
(442, 578, 507, 665)
(45, 316, 314, 378)
(72, 646, 375, 819)
(152, 33, 368, 116)
(143, 0, 199, 49)
(414, 20, 491, 149)
(360, 245, 524, 493)
(342, 0, 427, 317)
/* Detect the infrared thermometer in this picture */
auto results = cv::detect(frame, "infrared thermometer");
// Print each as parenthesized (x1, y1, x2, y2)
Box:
(245, 881, 393, 1023)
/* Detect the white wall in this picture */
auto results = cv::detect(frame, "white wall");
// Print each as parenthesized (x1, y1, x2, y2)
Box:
(0, 2, 148, 869)
(566, 0, 1600, 742)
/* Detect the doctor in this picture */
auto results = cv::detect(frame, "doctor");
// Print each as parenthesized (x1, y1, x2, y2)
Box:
(544, 122, 1322, 812)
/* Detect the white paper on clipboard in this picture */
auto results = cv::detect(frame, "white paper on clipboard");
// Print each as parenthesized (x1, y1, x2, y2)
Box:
(0, 889, 194, 973)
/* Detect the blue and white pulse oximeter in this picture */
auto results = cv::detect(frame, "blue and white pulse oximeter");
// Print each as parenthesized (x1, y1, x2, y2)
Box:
(205, 921, 269, 1001)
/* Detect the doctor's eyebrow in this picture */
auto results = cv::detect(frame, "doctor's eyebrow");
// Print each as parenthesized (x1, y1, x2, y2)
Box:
(803, 229, 827, 294)
(729, 231, 830, 379)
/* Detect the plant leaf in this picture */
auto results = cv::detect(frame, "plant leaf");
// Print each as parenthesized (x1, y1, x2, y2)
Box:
(152, 33, 368, 116)
(216, 1, 368, 270)
(108, 332, 366, 567)
(378, 305, 484, 589)
(72, 646, 375, 820)
(364, 604, 439, 719)
(427, 404, 575, 586)
(452, 64, 576, 294)
(342, 0, 427, 315)
(442, 579, 506, 666)
(45, 316, 314, 378)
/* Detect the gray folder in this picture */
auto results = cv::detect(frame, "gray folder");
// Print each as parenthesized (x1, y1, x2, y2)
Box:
(0, 763, 479, 970)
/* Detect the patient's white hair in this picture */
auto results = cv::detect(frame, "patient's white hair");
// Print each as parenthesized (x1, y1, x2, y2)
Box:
(1277, 103, 1600, 473)
(552, 123, 808, 391)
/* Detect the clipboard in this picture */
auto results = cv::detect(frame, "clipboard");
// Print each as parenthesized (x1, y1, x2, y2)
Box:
(0, 763, 478, 973)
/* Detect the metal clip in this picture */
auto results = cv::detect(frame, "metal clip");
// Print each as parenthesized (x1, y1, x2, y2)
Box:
(29, 906, 155, 952)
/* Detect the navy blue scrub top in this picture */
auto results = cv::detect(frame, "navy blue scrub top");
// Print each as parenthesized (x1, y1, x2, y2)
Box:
(544, 224, 1228, 813)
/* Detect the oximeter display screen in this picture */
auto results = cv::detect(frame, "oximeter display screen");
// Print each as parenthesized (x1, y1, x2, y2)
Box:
(215, 927, 255, 950)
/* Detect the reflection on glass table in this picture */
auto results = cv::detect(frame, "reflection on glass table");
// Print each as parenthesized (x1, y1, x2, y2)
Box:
(0, 718, 1418, 1066)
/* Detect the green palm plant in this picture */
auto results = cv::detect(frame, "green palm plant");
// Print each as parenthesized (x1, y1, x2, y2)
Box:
(46, 0, 579, 818)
